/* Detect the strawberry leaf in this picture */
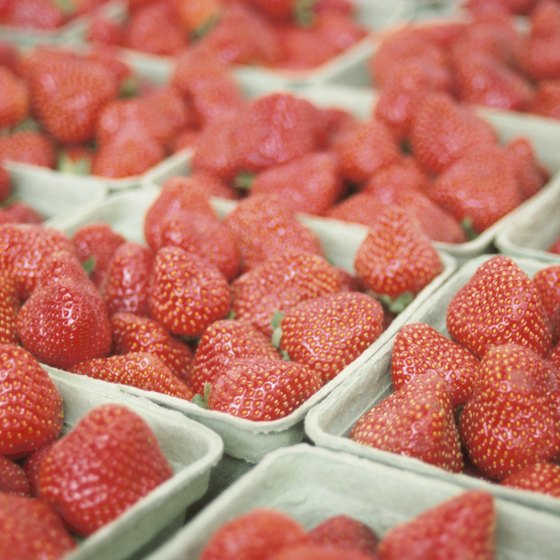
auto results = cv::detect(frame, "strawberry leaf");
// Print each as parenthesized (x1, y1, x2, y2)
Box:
(190, 13, 221, 41)
(461, 218, 479, 241)
(271, 311, 285, 349)
(377, 291, 415, 315)
(81, 257, 96, 276)
(192, 382, 212, 409)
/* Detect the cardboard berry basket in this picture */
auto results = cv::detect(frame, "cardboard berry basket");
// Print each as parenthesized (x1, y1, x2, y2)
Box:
(145, 444, 560, 560)
(42, 367, 223, 560)
(51, 187, 456, 463)
(305, 254, 560, 516)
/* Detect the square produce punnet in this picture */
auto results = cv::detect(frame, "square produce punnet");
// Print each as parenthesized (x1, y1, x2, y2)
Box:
(306, 254, 560, 516)
(50, 187, 456, 463)
(145, 444, 560, 560)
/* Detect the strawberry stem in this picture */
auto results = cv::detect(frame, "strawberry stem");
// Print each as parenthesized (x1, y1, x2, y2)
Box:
(294, 0, 318, 27)
(271, 311, 285, 349)
(377, 291, 415, 315)
(234, 171, 256, 191)
(192, 382, 212, 409)
(461, 218, 479, 241)
(82, 257, 96, 276)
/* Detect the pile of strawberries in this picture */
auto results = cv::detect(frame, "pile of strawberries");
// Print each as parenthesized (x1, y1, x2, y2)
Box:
(89, 0, 367, 71)
(198, 491, 496, 559)
(351, 255, 560, 499)
(0, 344, 173, 557)
(372, 0, 560, 121)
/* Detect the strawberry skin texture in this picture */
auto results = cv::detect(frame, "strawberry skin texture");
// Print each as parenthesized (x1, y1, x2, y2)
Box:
(391, 323, 480, 408)
(149, 246, 231, 337)
(446, 256, 553, 358)
(0, 66, 28, 128)
(0, 455, 31, 497)
(71, 352, 194, 400)
(208, 358, 322, 421)
(350, 373, 464, 473)
(533, 265, 560, 331)
(0, 130, 56, 168)
(278, 292, 384, 384)
(0, 344, 63, 458)
(0, 272, 18, 344)
(501, 462, 560, 498)
(460, 344, 560, 481)
(377, 491, 495, 560)
(0, 493, 76, 560)
(270, 545, 378, 560)
(309, 515, 378, 556)
(38, 403, 173, 536)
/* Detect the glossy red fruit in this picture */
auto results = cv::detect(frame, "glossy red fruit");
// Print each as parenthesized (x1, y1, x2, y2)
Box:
(377, 491, 495, 560)
(38, 404, 173, 536)
(506, 137, 549, 200)
(0, 165, 9, 202)
(2, 0, 64, 29)
(277, 292, 384, 384)
(501, 462, 560, 498)
(23, 443, 53, 496)
(350, 373, 464, 473)
(530, 80, 560, 119)
(525, 1, 560, 80)
(533, 265, 560, 335)
(309, 515, 378, 556)
(0, 344, 63, 458)
(0, 455, 31, 496)
(0, 494, 76, 560)
(0, 130, 56, 168)
(0, 66, 28, 128)
(270, 545, 378, 560)
(35, 250, 90, 290)
(446, 256, 553, 358)
(327, 191, 384, 227)
(208, 358, 322, 420)
(0, 272, 18, 344)
(1, 201, 42, 224)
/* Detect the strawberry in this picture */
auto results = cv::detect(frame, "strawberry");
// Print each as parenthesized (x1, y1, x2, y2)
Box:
(0, 455, 31, 496)
(410, 92, 497, 175)
(149, 246, 231, 337)
(0, 201, 42, 224)
(232, 250, 341, 337)
(200, 508, 309, 560)
(187, 170, 239, 200)
(551, 237, 560, 254)
(501, 462, 560, 497)
(275, 292, 384, 384)
(0, 344, 63, 458)
(208, 357, 322, 420)
(249, 152, 343, 216)
(353, 206, 443, 305)
(71, 352, 193, 399)
(111, 312, 193, 384)
(363, 159, 430, 197)
(0, 165, 9, 202)
(0, 66, 28, 128)
(223, 194, 323, 273)
(530, 80, 560, 119)
(533, 265, 560, 339)
(506, 137, 549, 199)
(2, 0, 64, 29)
(87, 14, 123, 46)
(245, 0, 294, 20)
(327, 192, 384, 227)
(173, 0, 223, 33)
(459, 343, 560, 480)
(270, 545, 377, 560)
(377, 491, 495, 560)
(23, 443, 53, 496)
(0, 494, 76, 559)
(446, 256, 553, 358)
(0, 130, 56, 168)
(101, 242, 154, 317)
(427, 143, 524, 235)
(38, 403, 173, 536)
(391, 323, 479, 408)
(0, 272, 18, 344)
(525, 2, 560, 81)
(36, 250, 91, 290)
(188, 319, 279, 396)
(312, 12, 367, 54)
(309, 515, 378, 556)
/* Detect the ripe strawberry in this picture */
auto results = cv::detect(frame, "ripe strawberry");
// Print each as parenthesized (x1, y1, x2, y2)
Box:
(350, 372, 463, 473)
(501, 462, 560, 497)
(363, 159, 430, 197)
(0, 455, 31, 496)
(173, 0, 223, 33)
(0, 272, 18, 344)
(0, 130, 56, 168)
(187, 170, 239, 200)
(410, 92, 497, 175)
(391, 323, 479, 408)
(276, 292, 384, 384)
(36, 250, 91, 290)
(232, 250, 341, 337)
(0, 201, 42, 224)
(354, 206, 443, 304)
(87, 14, 123, 46)
(525, 8, 560, 80)
(101, 242, 154, 317)
(245, 0, 293, 20)
(0, 66, 28, 128)
(446, 256, 553, 358)
(377, 491, 495, 560)
(506, 137, 549, 200)
(38, 403, 173, 536)
(270, 545, 377, 560)
(327, 192, 385, 227)
(249, 151, 343, 216)
(223, 194, 323, 273)
(309, 515, 378, 555)
(149, 246, 231, 337)
(0, 494, 76, 559)
(23, 443, 53, 496)
(2, 0, 64, 29)
(533, 265, 560, 338)
(200, 508, 309, 560)
(188, 319, 279, 396)
(111, 312, 193, 384)
(530, 80, 560, 119)
(0, 165, 9, 202)
(0, 344, 63, 458)
(208, 358, 322, 420)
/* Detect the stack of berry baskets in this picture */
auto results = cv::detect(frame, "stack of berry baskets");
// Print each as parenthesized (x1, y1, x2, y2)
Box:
(146, 444, 560, 560)
(306, 253, 560, 515)
(48, 185, 456, 463)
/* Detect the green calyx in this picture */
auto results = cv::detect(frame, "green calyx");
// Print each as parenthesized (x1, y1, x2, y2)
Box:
(377, 291, 415, 315)
(234, 171, 256, 191)
(57, 152, 91, 176)
(294, 0, 319, 27)
(270, 311, 285, 349)
(192, 382, 212, 409)
(190, 13, 221, 42)
(461, 218, 479, 241)
(81, 257, 96, 276)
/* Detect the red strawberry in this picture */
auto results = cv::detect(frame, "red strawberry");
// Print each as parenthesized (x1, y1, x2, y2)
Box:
(188, 170, 239, 200)
(87, 14, 123, 46)
(276, 292, 384, 384)
(363, 159, 430, 197)
(270, 545, 377, 560)
(1, 201, 42, 224)
(2, 0, 64, 29)
(446, 256, 553, 358)
(0, 344, 63, 458)
(36, 250, 91, 290)
(200, 508, 309, 560)
(0, 165, 9, 202)
(208, 357, 322, 420)
(410, 92, 497, 174)
(525, 3, 560, 80)
(23, 443, 53, 496)
(533, 265, 560, 338)
(0, 494, 76, 559)
(530, 80, 560, 119)
(149, 246, 231, 337)
(377, 491, 495, 560)
(309, 515, 378, 556)
(38, 403, 173, 536)
(173, 0, 223, 33)
(232, 250, 341, 337)
(111, 312, 193, 384)
(101, 242, 154, 317)
(459, 343, 560, 480)
(391, 323, 480, 408)
(501, 462, 560, 497)
(0, 130, 56, 168)
(0, 66, 28, 128)
(327, 192, 384, 227)
(223, 193, 323, 273)
(354, 206, 443, 304)
(245, 0, 293, 20)
(0, 455, 31, 496)
(188, 319, 279, 396)
(506, 137, 549, 200)
(0, 272, 18, 344)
